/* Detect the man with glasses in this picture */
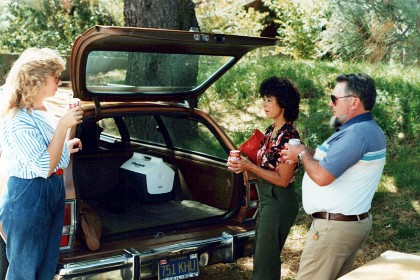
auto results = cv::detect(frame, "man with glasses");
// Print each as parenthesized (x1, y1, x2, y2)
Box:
(282, 73, 386, 279)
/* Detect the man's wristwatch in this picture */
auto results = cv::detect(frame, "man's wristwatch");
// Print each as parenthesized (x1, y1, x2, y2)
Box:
(298, 150, 306, 164)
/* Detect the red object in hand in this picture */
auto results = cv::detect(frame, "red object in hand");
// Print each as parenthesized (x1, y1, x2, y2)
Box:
(239, 129, 264, 164)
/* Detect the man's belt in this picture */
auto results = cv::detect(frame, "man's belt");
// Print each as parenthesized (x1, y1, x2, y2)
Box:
(311, 212, 369, 221)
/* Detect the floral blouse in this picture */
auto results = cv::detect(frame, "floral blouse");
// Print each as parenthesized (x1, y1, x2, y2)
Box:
(257, 123, 300, 172)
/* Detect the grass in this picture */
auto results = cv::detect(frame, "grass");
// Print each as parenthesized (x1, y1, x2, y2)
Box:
(198, 55, 420, 279)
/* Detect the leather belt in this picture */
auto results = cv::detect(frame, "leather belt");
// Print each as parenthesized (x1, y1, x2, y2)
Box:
(52, 168, 63, 176)
(311, 211, 369, 221)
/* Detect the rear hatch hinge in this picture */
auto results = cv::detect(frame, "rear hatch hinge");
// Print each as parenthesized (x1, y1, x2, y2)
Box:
(186, 97, 197, 117)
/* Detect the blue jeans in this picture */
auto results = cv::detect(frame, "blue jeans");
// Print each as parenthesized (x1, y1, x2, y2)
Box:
(1, 175, 65, 280)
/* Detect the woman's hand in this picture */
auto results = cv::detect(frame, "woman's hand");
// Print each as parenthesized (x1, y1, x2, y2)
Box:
(227, 156, 253, 174)
(228, 151, 298, 187)
(67, 138, 82, 154)
(59, 105, 83, 129)
(48, 105, 83, 172)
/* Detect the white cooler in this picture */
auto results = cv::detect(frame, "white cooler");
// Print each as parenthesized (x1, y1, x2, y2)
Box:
(120, 153, 175, 203)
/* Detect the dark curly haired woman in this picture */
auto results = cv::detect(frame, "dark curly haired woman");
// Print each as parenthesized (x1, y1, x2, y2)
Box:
(228, 76, 301, 280)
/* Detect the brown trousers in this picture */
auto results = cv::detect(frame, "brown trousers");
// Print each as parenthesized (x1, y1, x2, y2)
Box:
(297, 215, 372, 280)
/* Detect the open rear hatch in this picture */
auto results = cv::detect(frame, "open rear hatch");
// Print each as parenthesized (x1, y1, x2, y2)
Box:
(69, 26, 276, 240)
(71, 25, 276, 104)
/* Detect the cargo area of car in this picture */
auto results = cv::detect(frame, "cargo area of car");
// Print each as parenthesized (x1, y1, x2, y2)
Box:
(72, 146, 236, 237)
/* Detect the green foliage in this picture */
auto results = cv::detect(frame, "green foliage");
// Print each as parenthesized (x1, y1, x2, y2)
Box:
(259, 0, 420, 65)
(321, 0, 420, 64)
(262, 0, 331, 59)
(194, 0, 419, 65)
(0, 0, 123, 54)
(385, 145, 420, 196)
(199, 56, 420, 152)
(1, 0, 419, 67)
(193, 0, 266, 37)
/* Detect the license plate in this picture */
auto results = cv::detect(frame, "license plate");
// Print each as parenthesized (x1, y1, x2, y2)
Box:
(158, 253, 199, 280)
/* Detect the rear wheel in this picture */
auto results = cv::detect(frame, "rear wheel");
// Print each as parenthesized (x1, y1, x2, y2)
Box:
(0, 238, 8, 279)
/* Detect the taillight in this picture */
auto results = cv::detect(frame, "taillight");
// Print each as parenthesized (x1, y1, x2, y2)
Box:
(249, 182, 259, 205)
(63, 203, 72, 225)
(60, 200, 75, 250)
(235, 179, 260, 223)
(60, 235, 69, 247)
(245, 180, 259, 220)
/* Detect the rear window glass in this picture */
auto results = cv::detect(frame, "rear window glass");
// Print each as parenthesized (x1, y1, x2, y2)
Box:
(160, 116, 226, 159)
(98, 115, 227, 160)
(85, 51, 234, 95)
(124, 116, 165, 145)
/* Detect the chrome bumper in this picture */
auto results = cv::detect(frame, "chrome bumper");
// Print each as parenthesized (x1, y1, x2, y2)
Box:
(55, 231, 255, 280)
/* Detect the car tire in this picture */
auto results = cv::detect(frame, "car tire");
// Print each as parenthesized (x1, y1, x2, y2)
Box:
(0, 238, 8, 279)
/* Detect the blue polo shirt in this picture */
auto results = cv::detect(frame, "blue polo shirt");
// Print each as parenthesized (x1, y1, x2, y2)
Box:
(302, 112, 386, 215)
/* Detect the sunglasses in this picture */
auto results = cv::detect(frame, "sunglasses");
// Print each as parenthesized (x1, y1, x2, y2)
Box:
(330, 95, 356, 105)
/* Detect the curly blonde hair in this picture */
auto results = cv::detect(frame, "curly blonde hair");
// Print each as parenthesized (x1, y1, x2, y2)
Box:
(1, 47, 66, 117)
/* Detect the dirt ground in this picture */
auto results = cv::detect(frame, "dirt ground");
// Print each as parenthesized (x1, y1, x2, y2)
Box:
(194, 231, 379, 280)
(196, 257, 253, 280)
(195, 232, 305, 280)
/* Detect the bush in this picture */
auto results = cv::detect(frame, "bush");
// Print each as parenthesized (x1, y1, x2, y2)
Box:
(193, 0, 266, 37)
(321, 0, 420, 65)
(0, 0, 123, 54)
(262, 0, 331, 59)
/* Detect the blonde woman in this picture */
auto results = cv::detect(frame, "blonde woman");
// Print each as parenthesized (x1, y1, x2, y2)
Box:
(0, 48, 83, 280)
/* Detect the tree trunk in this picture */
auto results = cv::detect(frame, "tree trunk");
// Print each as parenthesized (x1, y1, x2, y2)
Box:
(124, 0, 198, 30)
(123, 0, 199, 88)
(122, 0, 200, 141)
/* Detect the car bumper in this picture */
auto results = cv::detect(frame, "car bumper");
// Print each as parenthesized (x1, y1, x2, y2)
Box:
(55, 230, 255, 279)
